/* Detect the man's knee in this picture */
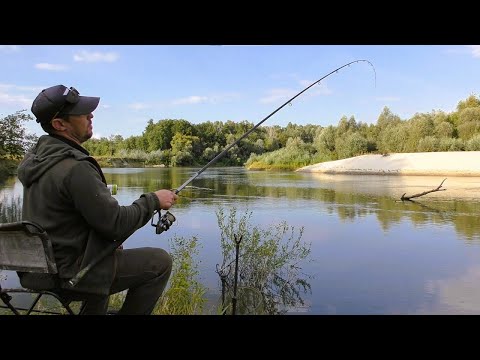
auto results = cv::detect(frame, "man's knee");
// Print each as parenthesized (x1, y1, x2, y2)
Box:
(146, 247, 172, 277)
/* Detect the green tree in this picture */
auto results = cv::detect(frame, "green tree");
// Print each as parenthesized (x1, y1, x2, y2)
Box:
(170, 133, 195, 166)
(195, 121, 226, 149)
(342, 132, 368, 158)
(434, 121, 454, 138)
(0, 110, 37, 158)
(417, 136, 438, 152)
(456, 108, 480, 140)
(406, 113, 434, 152)
(376, 106, 401, 130)
(465, 134, 480, 150)
(378, 123, 409, 153)
(456, 94, 480, 112)
(143, 119, 195, 152)
(313, 125, 336, 153)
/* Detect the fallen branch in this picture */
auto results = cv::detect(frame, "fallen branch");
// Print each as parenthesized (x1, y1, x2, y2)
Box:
(400, 178, 447, 201)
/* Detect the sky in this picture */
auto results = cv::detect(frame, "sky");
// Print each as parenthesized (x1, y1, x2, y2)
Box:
(0, 45, 479, 140)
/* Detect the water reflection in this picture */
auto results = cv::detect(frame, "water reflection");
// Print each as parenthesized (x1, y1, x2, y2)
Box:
(415, 265, 480, 314)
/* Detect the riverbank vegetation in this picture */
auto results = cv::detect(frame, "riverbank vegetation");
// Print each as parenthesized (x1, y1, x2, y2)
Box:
(0, 110, 38, 182)
(2, 94, 480, 174)
(215, 206, 312, 314)
(82, 94, 480, 170)
(0, 202, 311, 315)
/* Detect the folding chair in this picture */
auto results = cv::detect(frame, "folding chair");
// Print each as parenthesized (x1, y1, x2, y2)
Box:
(0, 221, 82, 315)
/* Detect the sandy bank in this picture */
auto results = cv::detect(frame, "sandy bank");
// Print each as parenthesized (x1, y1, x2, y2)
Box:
(297, 152, 480, 177)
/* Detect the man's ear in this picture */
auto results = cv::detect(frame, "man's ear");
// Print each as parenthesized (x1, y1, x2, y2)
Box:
(51, 118, 67, 131)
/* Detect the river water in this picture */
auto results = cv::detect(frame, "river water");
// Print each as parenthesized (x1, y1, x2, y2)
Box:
(2, 167, 480, 314)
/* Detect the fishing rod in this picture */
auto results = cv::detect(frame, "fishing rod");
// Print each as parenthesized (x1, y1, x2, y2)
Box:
(68, 59, 375, 288)
(151, 59, 376, 234)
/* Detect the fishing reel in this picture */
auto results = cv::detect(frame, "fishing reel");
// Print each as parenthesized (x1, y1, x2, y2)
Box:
(151, 210, 176, 234)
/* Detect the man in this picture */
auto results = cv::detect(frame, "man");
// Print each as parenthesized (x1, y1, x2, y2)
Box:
(17, 84, 178, 315)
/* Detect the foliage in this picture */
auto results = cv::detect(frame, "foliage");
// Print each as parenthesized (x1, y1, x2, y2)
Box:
(417, 136, 438, 152)
(215, 206, 312, 315)
(465, 134, 480, 151)
(313, 125, 336, 153)
(437, 137, 464, 151)
(8, 92, 480, 171)
(0, 158, 18, 184)
(456, 94, 480, 112)
(376, 106, 402, 130)
(245, 138, 317, 170)
(434, 121, 454, 138)
(153, 235, 207, 315)
(377, 123, 409, 153)
(0, 110, 38, 159)
(144, 119, 196, 152)
(456, 108, 480, 140)
(107, 235, 207, 315)
(336, 132, 368, 158)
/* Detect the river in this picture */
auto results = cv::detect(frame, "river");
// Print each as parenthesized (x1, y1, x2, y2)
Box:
(2, 167, 480, 314)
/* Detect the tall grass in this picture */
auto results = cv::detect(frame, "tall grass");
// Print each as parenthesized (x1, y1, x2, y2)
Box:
(153, 235, 207, 314)
(109, 235, 207, 315)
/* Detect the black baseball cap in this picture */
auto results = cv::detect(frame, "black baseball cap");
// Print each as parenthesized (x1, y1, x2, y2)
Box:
(31, 84, 100, 124)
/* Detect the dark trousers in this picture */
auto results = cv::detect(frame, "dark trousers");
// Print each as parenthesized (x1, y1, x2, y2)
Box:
(79, 247, 172, 315)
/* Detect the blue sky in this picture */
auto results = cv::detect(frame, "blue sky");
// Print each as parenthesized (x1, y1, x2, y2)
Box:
(0, 45, 479, 139)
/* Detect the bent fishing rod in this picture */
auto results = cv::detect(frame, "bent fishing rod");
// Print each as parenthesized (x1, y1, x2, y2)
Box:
(68, 59, 375, 288)
(151, 59, 375, 233)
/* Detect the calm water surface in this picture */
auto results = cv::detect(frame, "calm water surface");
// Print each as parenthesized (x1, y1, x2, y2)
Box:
(2, 167, 480, 314)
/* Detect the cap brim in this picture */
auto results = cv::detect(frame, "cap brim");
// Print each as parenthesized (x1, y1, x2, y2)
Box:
(64, 96, 100, 115)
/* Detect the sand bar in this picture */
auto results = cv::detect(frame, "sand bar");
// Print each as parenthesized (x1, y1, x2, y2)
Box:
(297, 152, 480, 177)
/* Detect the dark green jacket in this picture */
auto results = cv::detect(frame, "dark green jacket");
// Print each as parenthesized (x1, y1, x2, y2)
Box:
(17, 135, 160, 295)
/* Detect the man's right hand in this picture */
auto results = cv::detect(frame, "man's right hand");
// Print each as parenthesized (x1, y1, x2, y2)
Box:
(154, 189, 178, 210)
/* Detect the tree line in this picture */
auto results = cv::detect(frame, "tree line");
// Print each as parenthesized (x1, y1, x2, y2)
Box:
(1, 94, 480, 174)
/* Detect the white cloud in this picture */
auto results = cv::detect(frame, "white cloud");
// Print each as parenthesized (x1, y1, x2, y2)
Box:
(35, 63, 69, 71)
(172, 95, 209, 105)
(0, 91, 32, 108)
(73, 50, 119, 63)
(0, 45, 20, 53)
(0, 83, 43, 92)
(126, 93, 240, 110)
(0, 83, 43, 109)
(466, 45, 480, 58)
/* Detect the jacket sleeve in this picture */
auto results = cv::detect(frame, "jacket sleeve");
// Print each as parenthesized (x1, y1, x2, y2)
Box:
(65, 160, 161, 241)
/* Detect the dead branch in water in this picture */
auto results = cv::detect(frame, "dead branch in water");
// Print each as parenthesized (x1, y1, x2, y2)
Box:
(400, 178, 447, 201)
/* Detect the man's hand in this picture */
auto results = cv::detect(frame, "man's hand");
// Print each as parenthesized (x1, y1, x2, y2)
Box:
(154, 189, 179, 210)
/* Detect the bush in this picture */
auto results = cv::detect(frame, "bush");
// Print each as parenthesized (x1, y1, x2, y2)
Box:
(215, 206, 312, 315)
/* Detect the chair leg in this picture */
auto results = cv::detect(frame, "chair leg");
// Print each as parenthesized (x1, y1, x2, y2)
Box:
(78, 301, 87, 315)
(1, 284, 88, 315)
(26, 293, 43, 315)
(0, 290, 21, 315)
(43, 291, 77, 315)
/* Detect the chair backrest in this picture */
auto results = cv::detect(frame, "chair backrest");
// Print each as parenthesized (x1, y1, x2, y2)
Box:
(0, 221, 57, 274)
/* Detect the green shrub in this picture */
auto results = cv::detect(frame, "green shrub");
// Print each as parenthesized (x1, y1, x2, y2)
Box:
(215, 206, 312, 315)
